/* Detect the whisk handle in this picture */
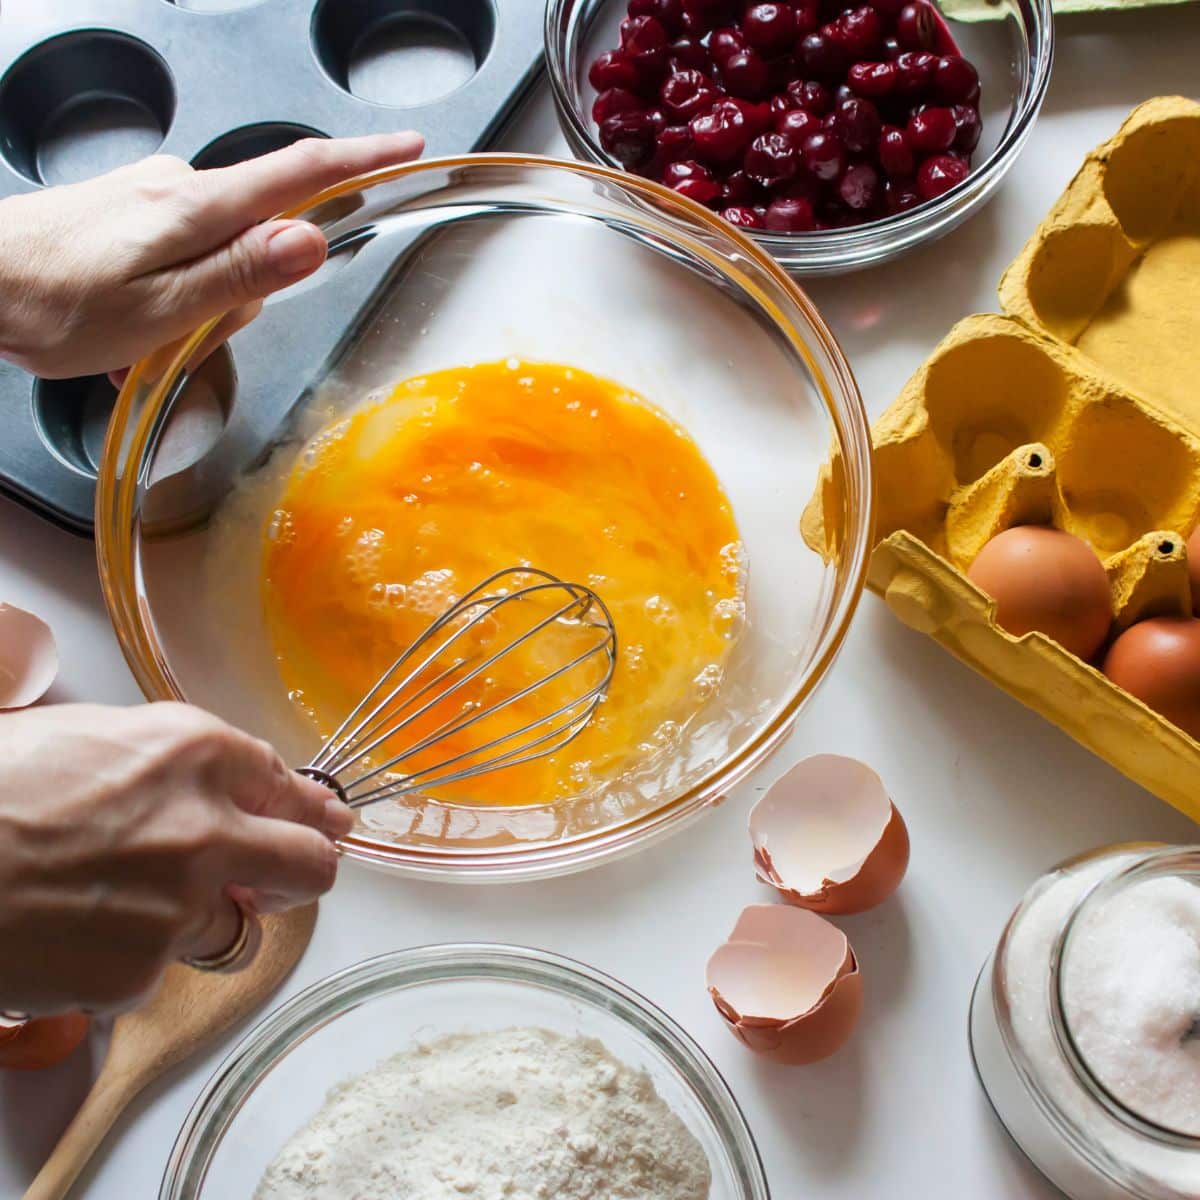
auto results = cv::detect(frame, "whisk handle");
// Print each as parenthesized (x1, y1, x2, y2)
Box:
(296, 767, 349, 807)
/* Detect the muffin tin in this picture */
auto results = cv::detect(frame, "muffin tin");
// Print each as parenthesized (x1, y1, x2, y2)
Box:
(0, 0, 545, 533)
(803, 96, 1200, 821)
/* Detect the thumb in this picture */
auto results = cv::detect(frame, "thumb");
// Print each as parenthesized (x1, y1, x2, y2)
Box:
(167, 218, 327, 317)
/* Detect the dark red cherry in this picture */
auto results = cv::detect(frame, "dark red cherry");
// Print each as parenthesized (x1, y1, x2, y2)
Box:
(662, 158, 715, 186)
(793, 0, 821, 35)
(893, 50, 937, 95)
(831, 96, 880, 153)
(835, 6, 883, 57)
(797, 32, 846, 83)
(884, 178, 922, 212)
(837, 160, 880, 210)
(846, 60, 896, 98)
(895, 1, 936, 49)
(916, 152, 969, 199)
(592, 87, 645, 125)
(690, 97, 755, 162)
(620, 15, 670, 75)
(906, 105, 956, 152)
(782, 171, 821, 204)
(709, 26, 748, 62)
(654, 123, 696, 165)
(743, 131, 800, 186)
(669, 34, 713, 69)
(732, 97, 775, 136)
(660, 69, 721, 118)
(723, 204, 765, 227)
(764, 195, 817, 231)
(801, 129, 848, 181)
(743, 3, 800, 51)
(589, 50, 641, 93)
(721, 168, 758, 203)
(787, 80, 831, 117)
(599, 111, 657, 167)
(950, 103, 982, 153)
(630, 0, 686, 32)
(775, 108, 821, 139)
(680, 0, 727, 35)
(721, 48, 771, 98)
(877, 124, 914, 176)
(672, 175, 723, 204)
(933, 55, 979, 103)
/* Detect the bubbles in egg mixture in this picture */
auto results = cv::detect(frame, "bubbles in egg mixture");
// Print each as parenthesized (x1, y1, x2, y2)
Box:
(712, 597, 747, 641)
(407, 569, 458, 616)
(260, 361, 747, 810)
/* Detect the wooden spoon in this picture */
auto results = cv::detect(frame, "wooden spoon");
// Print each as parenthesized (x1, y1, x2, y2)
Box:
(23, 904, 317, 1200)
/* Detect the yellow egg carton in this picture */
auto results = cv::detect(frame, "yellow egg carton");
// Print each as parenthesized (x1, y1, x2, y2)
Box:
(802, 96, 1200, 820)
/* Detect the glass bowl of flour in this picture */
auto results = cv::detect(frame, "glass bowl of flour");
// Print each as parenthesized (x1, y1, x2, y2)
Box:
(162, 944, 770, 1199)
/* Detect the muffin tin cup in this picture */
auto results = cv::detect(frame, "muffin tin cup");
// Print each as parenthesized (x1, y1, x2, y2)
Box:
(0, 0, 545, 533)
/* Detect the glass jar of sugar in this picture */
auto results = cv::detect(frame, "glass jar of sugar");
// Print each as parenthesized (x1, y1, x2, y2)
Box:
(970, 844, 1200, 1199)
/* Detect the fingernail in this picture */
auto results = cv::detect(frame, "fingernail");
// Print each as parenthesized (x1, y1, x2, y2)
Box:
(323, 796, 355, 840)
(266, 223, 325, 278)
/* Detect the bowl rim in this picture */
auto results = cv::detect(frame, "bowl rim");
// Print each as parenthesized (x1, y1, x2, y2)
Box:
(94, 151, 874, 881)
(158, 942, 773, 1200)
(543, 0, 1056, 271)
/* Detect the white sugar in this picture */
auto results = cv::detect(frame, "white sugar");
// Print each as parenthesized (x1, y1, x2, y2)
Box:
(1063, 876, 1200, 1135)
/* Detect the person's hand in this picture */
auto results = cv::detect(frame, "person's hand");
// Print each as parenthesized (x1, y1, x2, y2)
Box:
(0, 131, 423, 382)
(0, 702, 353, 1016)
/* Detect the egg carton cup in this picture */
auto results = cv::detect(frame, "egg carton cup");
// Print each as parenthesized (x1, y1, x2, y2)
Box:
(0, 0, 544, 534)
(803, 96, 1200, 821)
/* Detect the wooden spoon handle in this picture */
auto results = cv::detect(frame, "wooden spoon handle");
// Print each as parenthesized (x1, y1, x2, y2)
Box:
(22, 1064, 147, 1200)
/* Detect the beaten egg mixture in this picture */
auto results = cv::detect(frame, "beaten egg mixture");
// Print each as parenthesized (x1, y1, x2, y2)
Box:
(262, 360, 743, 807)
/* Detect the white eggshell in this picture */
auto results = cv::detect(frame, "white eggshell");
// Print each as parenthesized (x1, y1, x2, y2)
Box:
(0, 604, 58, 709)
(749, 754, 909, 914)
(706, 903, 863, 1065)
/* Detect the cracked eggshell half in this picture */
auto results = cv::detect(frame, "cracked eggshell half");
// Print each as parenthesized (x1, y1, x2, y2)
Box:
(706, 903, 862, 1065)
(0, 604, 57, 709)
(750, 754, 909, 914)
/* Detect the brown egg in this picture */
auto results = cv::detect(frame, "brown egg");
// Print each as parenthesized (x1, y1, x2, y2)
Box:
(1103, 616, 1200, 741)
(706, 904, 862, 1065)
(967, 526, 1112, 660)
(749, 755, 909, 915)
(0, 1012, 90, 1070)
(1187, 528, 1200, 615)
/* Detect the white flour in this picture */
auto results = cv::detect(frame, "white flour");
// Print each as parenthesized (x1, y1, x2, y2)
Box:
(254, 1027, 713, 1200)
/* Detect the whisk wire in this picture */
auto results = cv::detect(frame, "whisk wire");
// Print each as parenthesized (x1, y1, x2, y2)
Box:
(303, 566, 617, 808)
(312, 567, 583, 773)
(348, 634, 613, 790)
(344, 696, 603, 806)
(321, 584, 594, 778)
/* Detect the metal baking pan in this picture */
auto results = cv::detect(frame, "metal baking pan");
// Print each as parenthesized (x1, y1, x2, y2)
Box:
(0, 0, 544, 534)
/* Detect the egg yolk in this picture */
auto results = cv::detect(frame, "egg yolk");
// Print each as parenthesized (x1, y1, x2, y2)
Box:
(262, 360, 743, 807)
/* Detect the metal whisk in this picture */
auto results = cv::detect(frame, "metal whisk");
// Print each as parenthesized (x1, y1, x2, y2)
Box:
(297, 567, 617, 809)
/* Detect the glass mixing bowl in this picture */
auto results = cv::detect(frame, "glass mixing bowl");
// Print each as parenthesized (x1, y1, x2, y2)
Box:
(545, 0, 1053, 273)
(96, 153, 872, 881)
(160, 945, 771, 1199)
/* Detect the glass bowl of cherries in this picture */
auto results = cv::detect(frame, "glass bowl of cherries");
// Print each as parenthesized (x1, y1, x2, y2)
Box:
(545, 0, 1052, 273)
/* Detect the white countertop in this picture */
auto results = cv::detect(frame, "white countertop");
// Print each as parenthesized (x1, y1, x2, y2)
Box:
(4, 14, 1200, 1198)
